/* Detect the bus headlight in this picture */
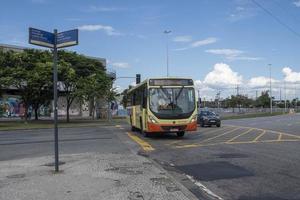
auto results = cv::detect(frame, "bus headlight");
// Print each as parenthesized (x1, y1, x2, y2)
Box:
(148, 115, 158, 124)
(190, 115, 197, 123)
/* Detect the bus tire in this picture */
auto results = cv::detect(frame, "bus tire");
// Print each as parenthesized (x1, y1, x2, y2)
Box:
(140, 118, 149, 137)
(177, 131, 185, 137)
(131, 126, 137, 131)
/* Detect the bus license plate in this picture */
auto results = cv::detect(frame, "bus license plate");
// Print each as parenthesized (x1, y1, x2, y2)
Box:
(170, 128, 179, 132)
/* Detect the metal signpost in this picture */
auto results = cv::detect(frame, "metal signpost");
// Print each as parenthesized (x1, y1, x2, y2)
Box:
(29, 27, 78, 172)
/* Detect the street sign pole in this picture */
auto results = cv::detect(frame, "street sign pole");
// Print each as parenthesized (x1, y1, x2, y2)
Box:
(29, 27, 78, 172)
(53, 29, 59, 172)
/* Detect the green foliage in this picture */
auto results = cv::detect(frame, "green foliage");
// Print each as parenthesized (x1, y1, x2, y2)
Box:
(0, 48, 113, 122)
(256, 91, 271, 108)
(223, 94, 254, 110)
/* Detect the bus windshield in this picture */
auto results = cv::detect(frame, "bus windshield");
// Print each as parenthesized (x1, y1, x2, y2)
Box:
(149, 87, 195, 119)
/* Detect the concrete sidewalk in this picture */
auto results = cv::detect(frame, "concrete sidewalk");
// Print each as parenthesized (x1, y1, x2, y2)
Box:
(0, 153, 197, 200)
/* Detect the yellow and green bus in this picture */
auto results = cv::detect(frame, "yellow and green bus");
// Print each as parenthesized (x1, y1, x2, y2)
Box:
(126, 77, 197, 137)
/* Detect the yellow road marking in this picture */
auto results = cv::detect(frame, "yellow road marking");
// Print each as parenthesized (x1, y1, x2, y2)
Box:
(127, 132, 155, 151)
(253, 130, 266, 142)
(175, 138, 300, 149)
(277, 133, 283, 141)
(198, 126, 232, 136)
(175, 127, 240, 148)
(278, 132, 300, 140)
(200, 127, 240, 143)
(226, 128, 253, 143)
(227, 139, 300, 145)
(225, 125, 300, 140)
(115, 125, 121, 128)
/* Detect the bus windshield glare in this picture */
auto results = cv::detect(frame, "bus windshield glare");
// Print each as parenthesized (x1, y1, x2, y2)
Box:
(149, 87, 195, 119)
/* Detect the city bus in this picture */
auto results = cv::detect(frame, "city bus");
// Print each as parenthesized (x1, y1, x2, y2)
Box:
(126, 77, 197, 137)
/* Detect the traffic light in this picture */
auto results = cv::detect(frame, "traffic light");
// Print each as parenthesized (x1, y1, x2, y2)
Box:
(136, 74, 141, 84)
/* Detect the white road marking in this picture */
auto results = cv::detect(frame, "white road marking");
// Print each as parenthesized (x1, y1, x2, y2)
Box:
(186, 175, 223, 200)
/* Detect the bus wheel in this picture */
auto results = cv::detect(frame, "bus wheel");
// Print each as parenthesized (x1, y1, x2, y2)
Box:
(140, 118, 149, 137)
(177, 131, 185, 137)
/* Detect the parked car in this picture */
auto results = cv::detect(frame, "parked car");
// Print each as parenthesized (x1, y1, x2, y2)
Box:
(197, 111, 221, 127)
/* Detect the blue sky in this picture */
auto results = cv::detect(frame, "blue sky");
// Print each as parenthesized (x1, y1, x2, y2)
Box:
(1, 0, 300, 99)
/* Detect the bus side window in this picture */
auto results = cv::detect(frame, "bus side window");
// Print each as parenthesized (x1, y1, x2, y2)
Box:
(142, 87, 147, 108)
(132, 92, 136, 106)
(127, 94, 132, 107)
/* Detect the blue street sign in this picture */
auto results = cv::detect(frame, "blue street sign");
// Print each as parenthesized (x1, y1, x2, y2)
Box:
(57, 29, 78, 48)
(29, 28, 54, 48)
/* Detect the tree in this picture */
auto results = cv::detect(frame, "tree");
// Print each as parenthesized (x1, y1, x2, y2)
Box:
(121, 88, 129, 108)
(79, 70, 112, 119)
(58, 50, 111, 122)
(256, 91, 271, 108)
(30, 62, 53, 120)
(1, 49, 53, 121)
(58, 61, 78, 122)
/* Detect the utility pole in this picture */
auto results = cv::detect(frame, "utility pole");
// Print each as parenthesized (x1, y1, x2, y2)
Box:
(236, 84, 240, 96)
(255, 90, 258, 100)
(295, 84, 298, 111)
(269, 64, 272, 114)
(197, 89, 201, 109)
(279, 87, 282, 101)
(164, 30, 171, 77)
(284, 80, 287, 113)
(216, 90, 221, 112)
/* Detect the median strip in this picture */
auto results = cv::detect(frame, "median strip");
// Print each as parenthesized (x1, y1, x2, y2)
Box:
(127, 132, 155, 151)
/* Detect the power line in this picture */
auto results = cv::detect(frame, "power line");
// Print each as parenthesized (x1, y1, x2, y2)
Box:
(251, 0, 300, 38)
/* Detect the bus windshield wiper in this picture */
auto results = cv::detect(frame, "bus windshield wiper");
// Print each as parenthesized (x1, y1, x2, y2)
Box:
(175, 86, 184, 101)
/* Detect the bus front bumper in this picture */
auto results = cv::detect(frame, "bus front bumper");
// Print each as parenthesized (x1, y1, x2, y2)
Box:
(147, 121, 197, 132)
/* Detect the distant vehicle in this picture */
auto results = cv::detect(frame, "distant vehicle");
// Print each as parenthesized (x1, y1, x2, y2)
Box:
(126, 77, 197, 137)
(197, 111, 221, 127)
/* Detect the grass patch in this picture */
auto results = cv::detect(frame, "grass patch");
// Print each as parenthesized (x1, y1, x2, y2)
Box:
(0, 118, 127, 131)
(221, 112, 287, 120)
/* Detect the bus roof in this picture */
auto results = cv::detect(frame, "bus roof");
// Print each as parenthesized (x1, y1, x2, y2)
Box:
(127, 77, 193, 93)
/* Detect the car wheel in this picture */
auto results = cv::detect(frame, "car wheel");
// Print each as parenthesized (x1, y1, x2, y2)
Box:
(216, 123, 221, 127)
(177, 131, 185, 137)
(201, 122, 205, 127)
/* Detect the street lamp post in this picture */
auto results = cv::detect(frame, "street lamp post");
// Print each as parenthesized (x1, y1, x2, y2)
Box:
(164, 30, 171, 77)
(269, 64, 273, 114)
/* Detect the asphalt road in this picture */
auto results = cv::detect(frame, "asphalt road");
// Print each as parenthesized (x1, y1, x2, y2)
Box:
(0, 126, 130, 161)
(126, 114, 300, 200)
(1, 114, 300, 200)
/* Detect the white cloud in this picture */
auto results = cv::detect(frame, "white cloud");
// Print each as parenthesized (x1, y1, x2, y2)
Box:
(173, 35, 192, 42)
(293, 0, 300, 7)
(205, 48, 262, 61)
(110, 62, 130, 69)
(227, 56, 263, 61)
(191, 37, 217, 47)
(282, 67, 300, 82)
(205, 49, 243, 57)
(203, 63, 242, 88)
(248, 76, 277, 88)
(78, 24, 121, 36)
(173, 37, 217, 51)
